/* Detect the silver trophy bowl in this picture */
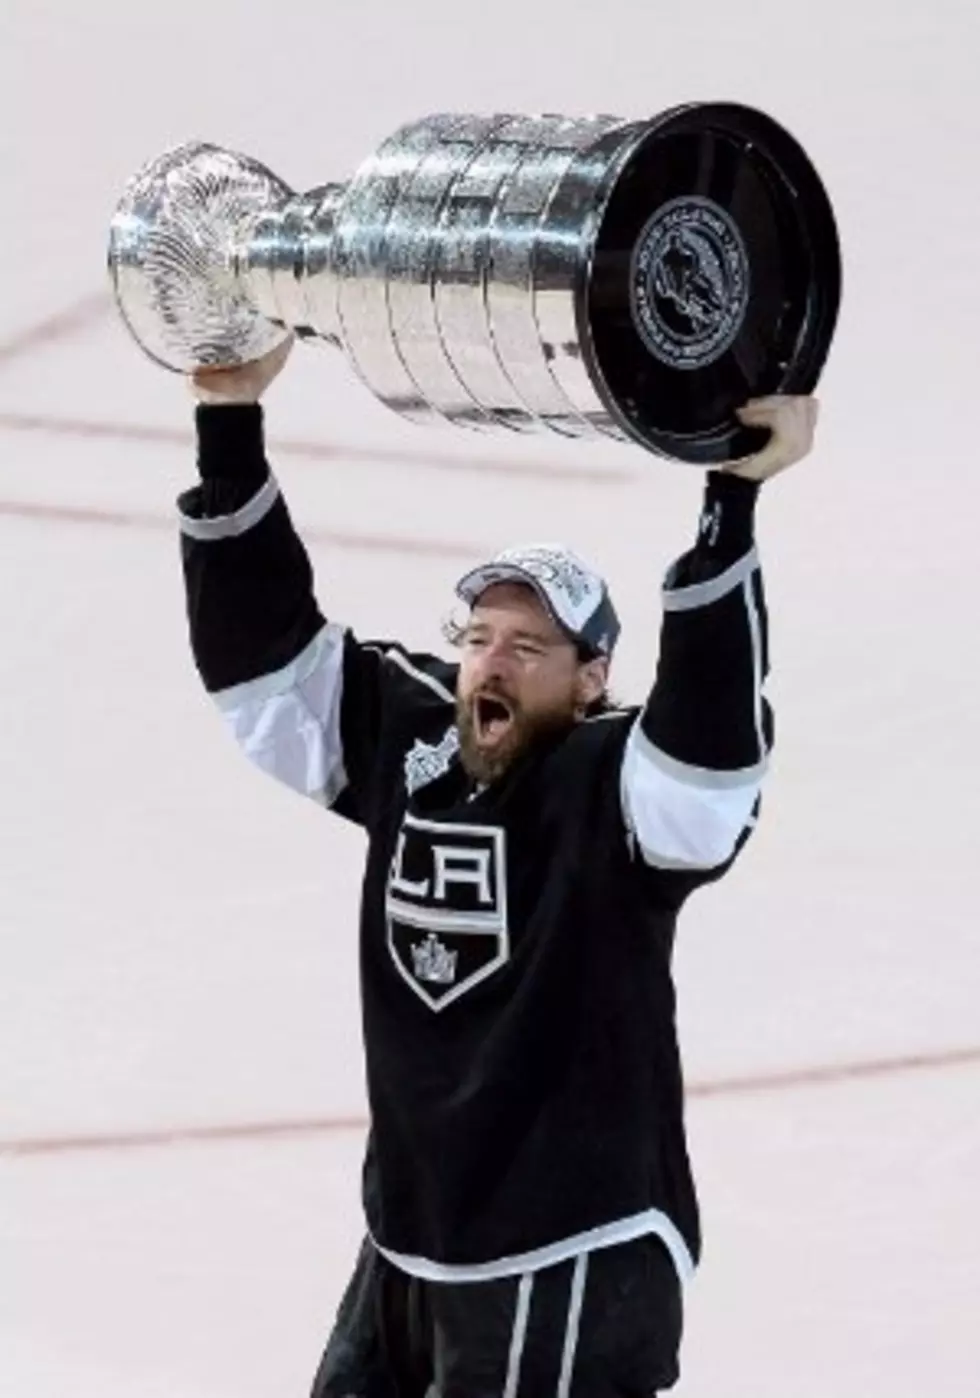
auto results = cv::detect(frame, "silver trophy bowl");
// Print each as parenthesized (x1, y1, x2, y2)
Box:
(108, 107, 841, 462)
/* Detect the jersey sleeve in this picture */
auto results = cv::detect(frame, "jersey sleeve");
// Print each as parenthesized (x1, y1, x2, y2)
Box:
(177, 404, 454, 825)
(620, 472, 771, 879)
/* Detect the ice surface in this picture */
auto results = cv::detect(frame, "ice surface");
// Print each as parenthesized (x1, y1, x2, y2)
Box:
(2, 2, 978, 1393)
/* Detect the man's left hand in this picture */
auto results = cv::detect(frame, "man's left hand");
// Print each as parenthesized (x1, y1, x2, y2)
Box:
(722, 395, 820, 483)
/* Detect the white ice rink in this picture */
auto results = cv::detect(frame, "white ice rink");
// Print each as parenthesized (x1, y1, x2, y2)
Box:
(2, 2, 979, 1393)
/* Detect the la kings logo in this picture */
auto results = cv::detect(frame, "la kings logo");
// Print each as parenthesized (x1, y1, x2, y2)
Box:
(385, 813, 509, 1011)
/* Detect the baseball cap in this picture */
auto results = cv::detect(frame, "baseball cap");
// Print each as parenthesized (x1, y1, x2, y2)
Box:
(454, 544, 620, 658)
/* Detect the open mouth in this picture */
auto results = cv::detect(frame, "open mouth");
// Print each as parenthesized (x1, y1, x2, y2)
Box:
(473, 693, 515, 746)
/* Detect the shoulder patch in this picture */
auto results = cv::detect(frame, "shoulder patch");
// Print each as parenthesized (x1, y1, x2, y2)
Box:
(405, 724, 460, 794)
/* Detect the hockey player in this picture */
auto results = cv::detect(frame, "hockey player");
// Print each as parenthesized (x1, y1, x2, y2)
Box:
(180, 337, 818, 1397)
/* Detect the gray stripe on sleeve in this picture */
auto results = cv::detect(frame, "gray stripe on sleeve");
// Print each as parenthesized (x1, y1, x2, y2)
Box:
(663, 546, 759, 612)
(212, 623, 345, 713)
(632, 721, 768, 790)
(178, 473, 280, 541)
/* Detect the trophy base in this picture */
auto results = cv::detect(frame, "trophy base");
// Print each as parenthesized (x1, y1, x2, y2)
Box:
(584, 104, 841, 464)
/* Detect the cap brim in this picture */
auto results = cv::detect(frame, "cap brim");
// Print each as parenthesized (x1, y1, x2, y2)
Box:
(454, 562, 571, 632)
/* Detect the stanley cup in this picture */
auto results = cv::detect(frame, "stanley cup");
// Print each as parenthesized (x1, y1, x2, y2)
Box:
(108, 106, 841, 463)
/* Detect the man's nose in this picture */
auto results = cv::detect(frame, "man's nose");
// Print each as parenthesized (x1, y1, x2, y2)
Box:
(477, 640, 515, 677)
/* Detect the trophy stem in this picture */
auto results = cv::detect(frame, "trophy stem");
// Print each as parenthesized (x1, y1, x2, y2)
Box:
(238, 182, 348, 348)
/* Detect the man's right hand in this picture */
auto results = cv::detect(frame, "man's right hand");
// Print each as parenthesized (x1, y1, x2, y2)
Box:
(190, 336, 295, 406)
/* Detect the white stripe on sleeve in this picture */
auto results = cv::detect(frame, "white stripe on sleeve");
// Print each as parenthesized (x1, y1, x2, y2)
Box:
(556, 1253, 589, 1398)
(621, 723, 764, 872)
(212, 622, 348, 805)
(503, 1274, 534, 1398)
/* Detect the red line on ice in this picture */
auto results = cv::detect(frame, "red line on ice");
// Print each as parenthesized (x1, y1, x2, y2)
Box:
(4, 1045, 978, 1160)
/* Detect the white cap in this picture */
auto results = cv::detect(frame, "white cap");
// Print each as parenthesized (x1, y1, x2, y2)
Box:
(454, 544, 620, 657)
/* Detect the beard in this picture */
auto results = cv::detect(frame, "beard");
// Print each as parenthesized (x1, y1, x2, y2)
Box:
(455, 682, 580, 786)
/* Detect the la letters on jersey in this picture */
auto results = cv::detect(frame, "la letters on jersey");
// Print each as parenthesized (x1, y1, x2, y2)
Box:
(385, 813, 509, 1011)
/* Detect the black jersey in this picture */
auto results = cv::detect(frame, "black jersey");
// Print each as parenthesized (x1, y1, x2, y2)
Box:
(178, 404, 772, 1285)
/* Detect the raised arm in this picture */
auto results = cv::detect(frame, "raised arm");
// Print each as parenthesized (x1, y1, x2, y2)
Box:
(621, 396, 819, 880)
(177, 342, 435, 823)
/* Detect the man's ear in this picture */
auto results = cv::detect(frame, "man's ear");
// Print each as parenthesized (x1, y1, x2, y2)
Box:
(577, 656, 609, 709)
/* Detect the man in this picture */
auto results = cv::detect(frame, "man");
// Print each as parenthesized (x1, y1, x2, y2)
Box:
(180, 338, 818, 1397)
